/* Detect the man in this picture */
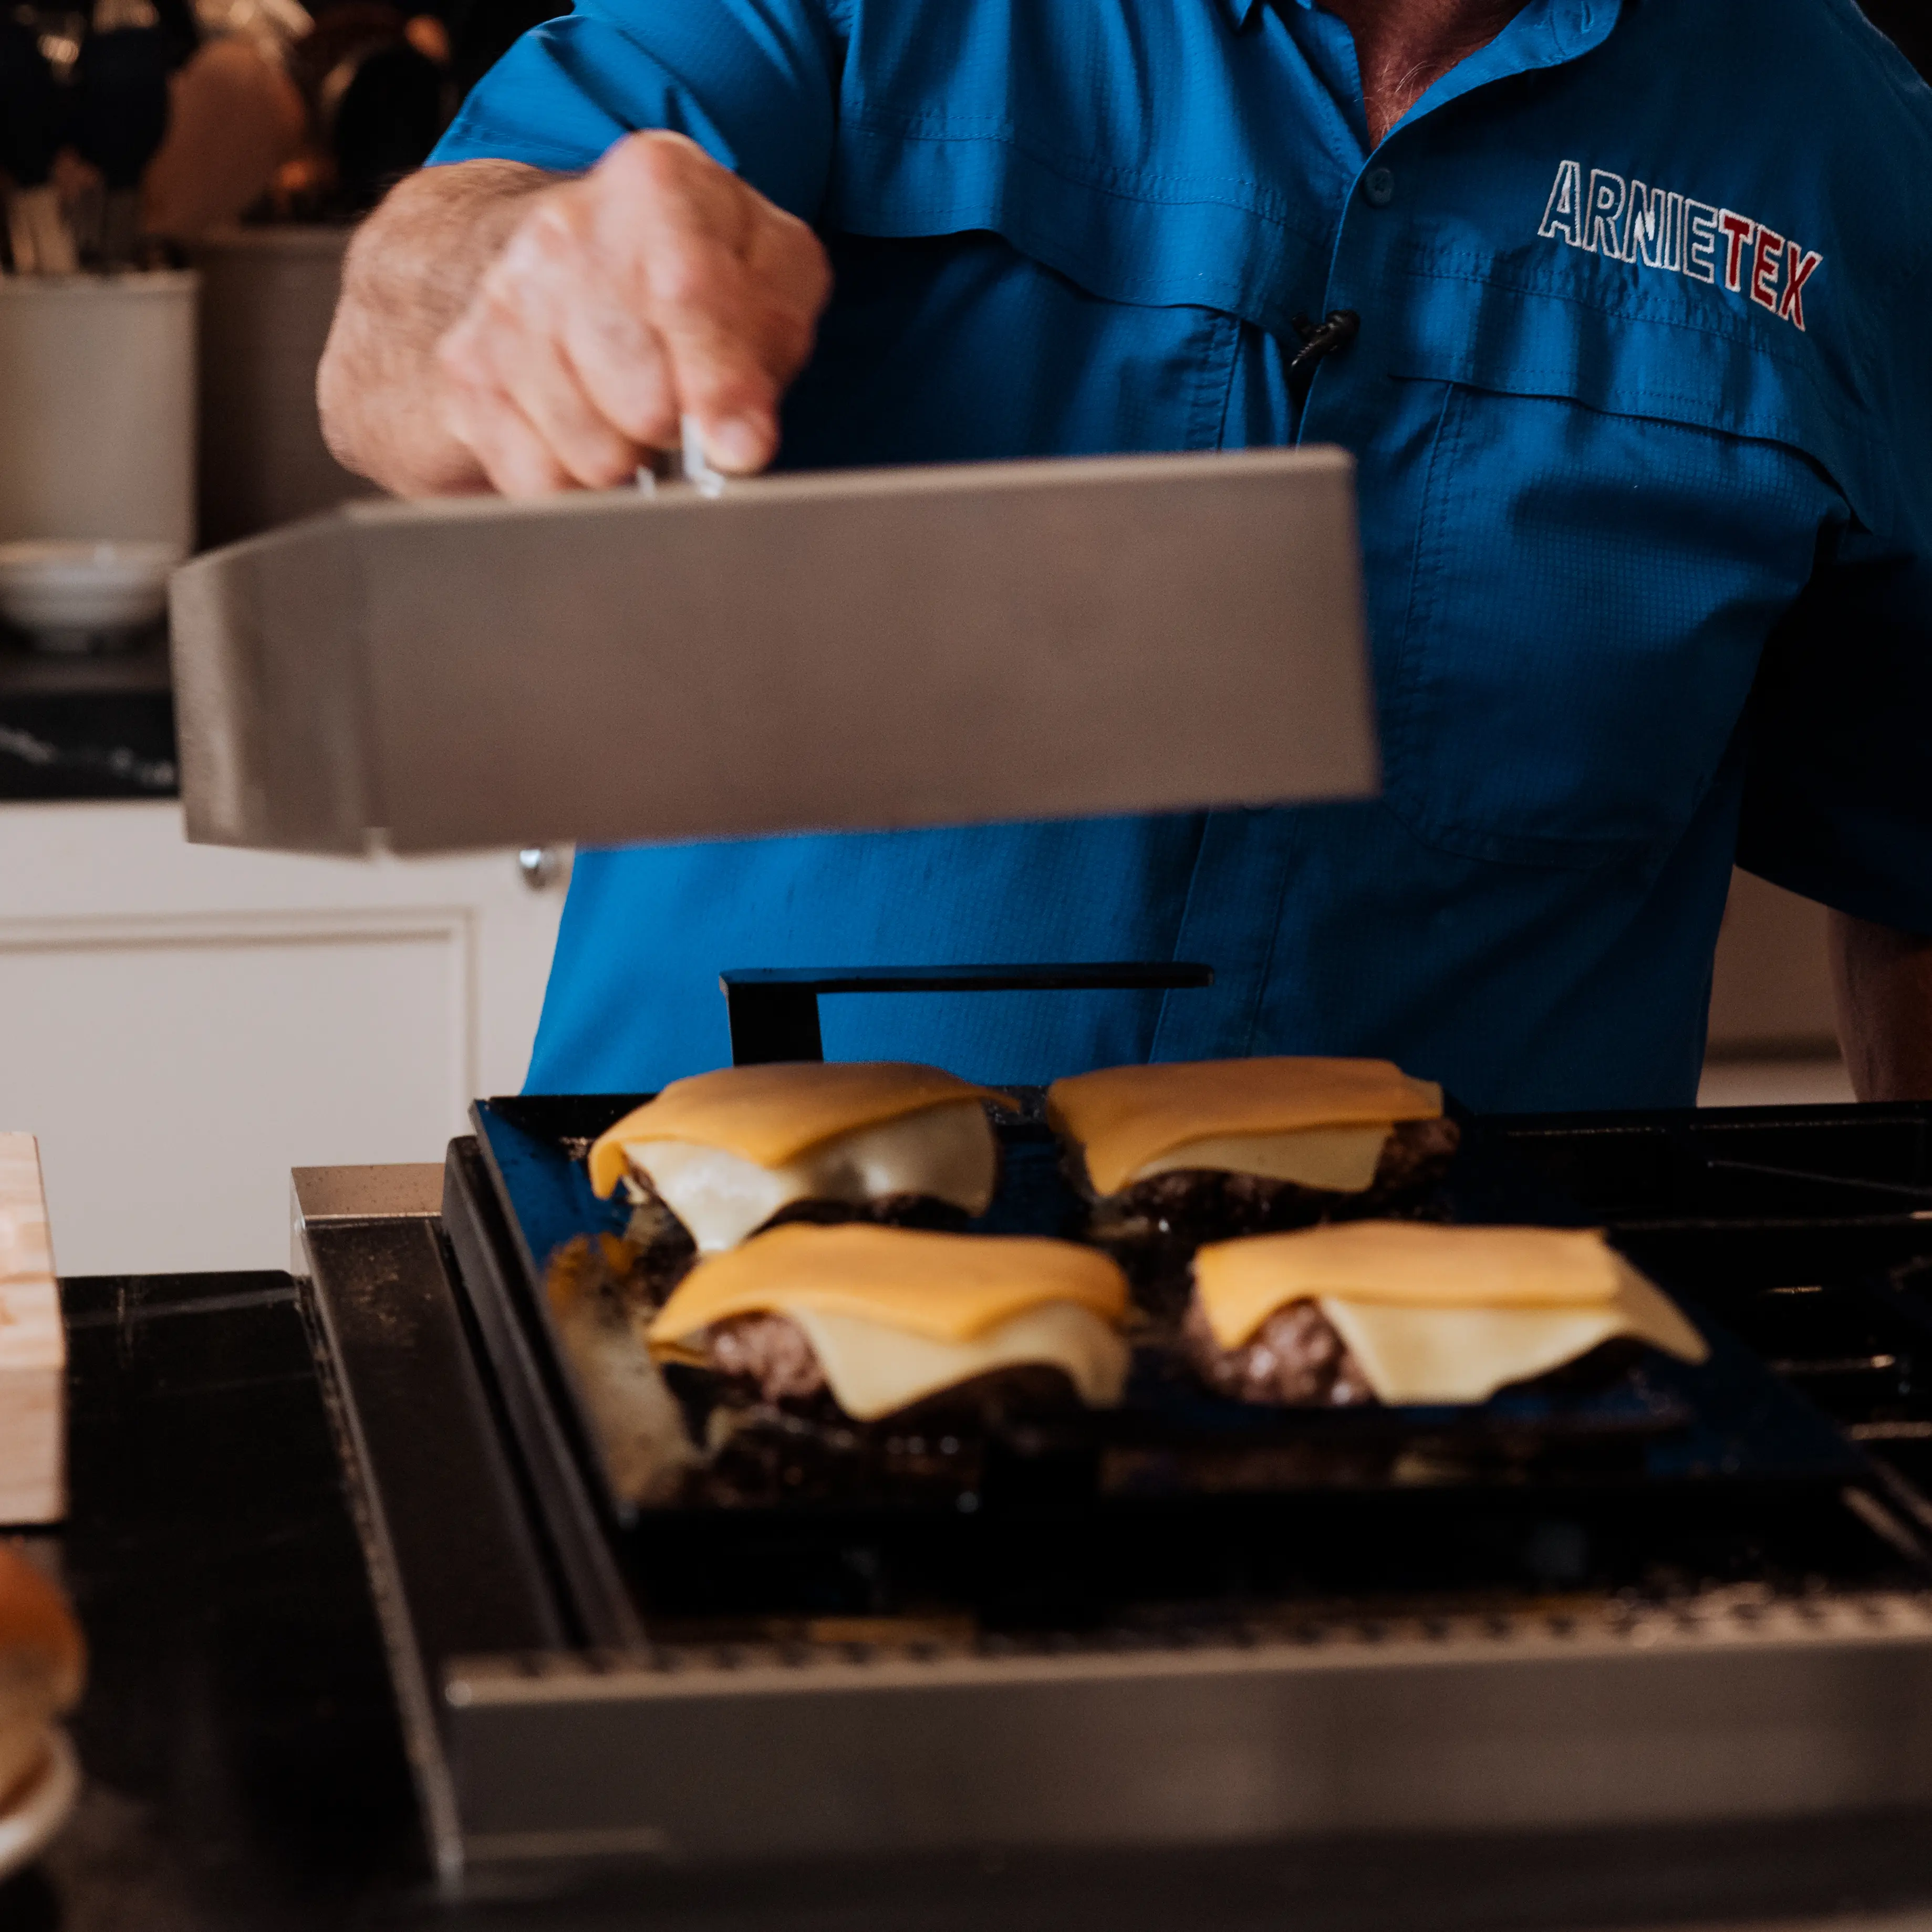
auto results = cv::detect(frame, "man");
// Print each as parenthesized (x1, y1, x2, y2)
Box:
(318, 0, 1932, 1109)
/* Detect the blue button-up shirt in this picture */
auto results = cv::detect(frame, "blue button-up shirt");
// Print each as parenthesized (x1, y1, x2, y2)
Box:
(432, 0, 1932, 1109)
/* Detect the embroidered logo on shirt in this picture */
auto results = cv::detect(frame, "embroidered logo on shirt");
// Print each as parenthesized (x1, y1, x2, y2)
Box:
(1537, 159, 1822, 333)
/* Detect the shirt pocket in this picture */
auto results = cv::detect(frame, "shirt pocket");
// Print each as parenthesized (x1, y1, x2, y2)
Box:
(1375, 304, 1861, 871)
(794, 120, 1319, 463)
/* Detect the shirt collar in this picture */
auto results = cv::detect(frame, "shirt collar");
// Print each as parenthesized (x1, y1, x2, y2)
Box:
(1214, 0, 1615, 43)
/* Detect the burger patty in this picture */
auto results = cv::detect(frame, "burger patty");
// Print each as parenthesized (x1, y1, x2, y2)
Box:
(707, 1313, 828, 1404)
(1108, 1115, 1462, 1239)
(1178, 1294, 1376, 1407)
(1368, 1114, 1464, 1191)
(702, 1315, 1081, 1419)
(629, 1172, 972, 1252)
(759, 1192, 972, 1236)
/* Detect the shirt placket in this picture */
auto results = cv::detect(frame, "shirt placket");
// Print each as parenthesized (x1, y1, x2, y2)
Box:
(1156, 0, 1627, 1060)
(1295, 0, 1623, 444)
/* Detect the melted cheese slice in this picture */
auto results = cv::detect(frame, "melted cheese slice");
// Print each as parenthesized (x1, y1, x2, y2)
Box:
(617, 1099, 998, 1252)
(1130, 1125, 1393, 1193)
(787, 1302, 1129, 1420)
(1320, 1270, 1707, 1405)
(1047, 1058, 1442, 1196)
(1192, 1221, 1707, 1405)
(1194, 1222, 1640, 1348)
(650, 1221, 1129, 1348)
(589, 1062, 1004, 1198)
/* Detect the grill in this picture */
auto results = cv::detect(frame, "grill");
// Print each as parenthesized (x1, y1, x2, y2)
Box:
(1496, 1104, 1932, 1552)
(295, 1022, 1932, 1889)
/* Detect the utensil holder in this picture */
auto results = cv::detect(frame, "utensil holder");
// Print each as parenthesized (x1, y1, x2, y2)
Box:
(0, 270, 198, 553)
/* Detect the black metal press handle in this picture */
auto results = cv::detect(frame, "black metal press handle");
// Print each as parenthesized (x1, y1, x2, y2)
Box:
(719, 963, 1215, 1066)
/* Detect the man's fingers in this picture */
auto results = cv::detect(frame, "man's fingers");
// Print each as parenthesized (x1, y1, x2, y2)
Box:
(558, 282, 683, 453)
(631, 236, 782, 471)
(441, 376, 579, 498)
(431, 131, 837, 494)
(745, 202, 835, 347)
(490, 319, 643, 489)
(607, 140, 829, 472)
(603, 130, 758, 257)
(444, 244, 659, 487)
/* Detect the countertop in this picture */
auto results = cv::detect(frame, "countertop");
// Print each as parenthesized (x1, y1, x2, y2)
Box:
(9, 1268, 1932, 1932)
(0, 629, 177, 801)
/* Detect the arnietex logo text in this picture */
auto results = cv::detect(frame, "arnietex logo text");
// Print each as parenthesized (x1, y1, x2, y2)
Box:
(1538, 159, 1822, 333)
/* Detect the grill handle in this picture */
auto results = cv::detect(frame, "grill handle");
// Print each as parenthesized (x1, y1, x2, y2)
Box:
(719, 963, 1215, 1066)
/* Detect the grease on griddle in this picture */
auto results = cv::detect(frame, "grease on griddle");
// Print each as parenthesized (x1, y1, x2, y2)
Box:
(543, 1233, 699, 1505)
(677, 1387, 992, 1509)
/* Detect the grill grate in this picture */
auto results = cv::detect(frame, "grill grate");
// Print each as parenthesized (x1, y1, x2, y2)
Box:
(1498, 1105, 1932, 1539)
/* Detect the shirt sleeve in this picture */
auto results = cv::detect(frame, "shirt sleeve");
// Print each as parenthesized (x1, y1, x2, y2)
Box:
(427, 0, 844, 221)
(1737, 524, 1932, 934)
(1736, 207, 1932, 937)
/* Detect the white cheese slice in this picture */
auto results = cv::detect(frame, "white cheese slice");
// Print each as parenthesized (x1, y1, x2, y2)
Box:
(624, 1098, 998, 1252)
(1129, 1124, 1393, 1193)
(1318, 1263, 1707, 1405)
(786, 1301, 1130, 1422)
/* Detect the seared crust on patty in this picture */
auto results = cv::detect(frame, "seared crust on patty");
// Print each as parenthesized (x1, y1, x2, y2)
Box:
(1366, 1114, 1463, 1192)
(625, 1170, 972, 1253)
(1105, 1115, 1462, 1240)
(700, 1314, 1085, 1420)
(1178, 1294, 1376, 1407)
(757, 1192, 972, 1236)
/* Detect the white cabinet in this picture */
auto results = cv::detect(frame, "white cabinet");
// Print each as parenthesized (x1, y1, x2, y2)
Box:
(0, 802, 566, 1277)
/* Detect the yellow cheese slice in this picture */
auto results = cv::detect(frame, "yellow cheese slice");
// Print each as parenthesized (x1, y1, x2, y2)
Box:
(1047, 1058, 1442, 1197)
(649, 1221, 1129, 1349)
(588, 1062, 1006, 1198)
(1320, 1266, 1707, 1405)
(1193, 1222, 1644, 1350)
(786, 1302, 1130, 1420)
(1130, 1125, 1393, 1194)
(619, 1099, 998, 1252)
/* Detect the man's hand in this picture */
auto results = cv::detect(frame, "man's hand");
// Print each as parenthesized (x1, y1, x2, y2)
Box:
(1830, 911, 1932, 1102)
(438, 133, 831, 494)
(318, 134, 832, 500)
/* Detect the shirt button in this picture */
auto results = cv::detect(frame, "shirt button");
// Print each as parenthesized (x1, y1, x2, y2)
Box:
(1362, 167, 1396, 207)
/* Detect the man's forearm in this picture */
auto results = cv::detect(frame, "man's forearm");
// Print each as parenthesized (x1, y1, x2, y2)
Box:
(317, 160, 560, 497)
(1830, 911, 1932, 1102)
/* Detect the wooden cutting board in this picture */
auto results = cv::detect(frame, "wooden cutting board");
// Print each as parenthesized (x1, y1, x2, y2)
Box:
(0, 1134, 63, 1524)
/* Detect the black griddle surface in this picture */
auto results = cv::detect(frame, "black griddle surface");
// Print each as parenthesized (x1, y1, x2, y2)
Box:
(442, 1094, 1890, 1628)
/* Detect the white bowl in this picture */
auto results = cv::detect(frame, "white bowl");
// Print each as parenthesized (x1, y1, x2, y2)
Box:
(0, 538, 183, 651)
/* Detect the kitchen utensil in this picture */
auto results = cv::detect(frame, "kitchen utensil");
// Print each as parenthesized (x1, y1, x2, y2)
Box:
(170, 447, 1375, 855)
(0, 270, 199, 553)
(142, 36, 306, 241)
(76, 19, 172, 265)
(190, 225, 373, 544)
(0, 20, 79, 273)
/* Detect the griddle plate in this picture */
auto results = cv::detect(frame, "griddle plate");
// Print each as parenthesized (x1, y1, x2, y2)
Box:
(451, 1095, 1877, 1627)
